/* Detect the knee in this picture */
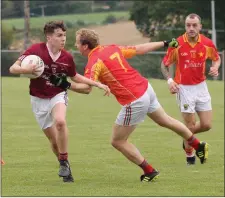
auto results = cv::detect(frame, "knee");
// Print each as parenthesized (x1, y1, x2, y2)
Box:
(201, 123, 212, 131)
(186, 122, 196, 132)
(111, 139, 124, 151)
(55, 118, 66, 130)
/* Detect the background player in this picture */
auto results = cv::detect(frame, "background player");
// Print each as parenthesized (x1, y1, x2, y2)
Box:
(161, 13, 221, 165)
(9, 21, 110, 182)
(50, 28, 209, 182)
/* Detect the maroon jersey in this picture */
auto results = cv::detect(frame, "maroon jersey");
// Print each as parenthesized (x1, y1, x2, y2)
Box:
(18, 43, 76, 98)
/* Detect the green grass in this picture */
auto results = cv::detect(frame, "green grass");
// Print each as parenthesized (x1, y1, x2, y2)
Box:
(2, 77, 224, 196)
(2, 11, 129, 29)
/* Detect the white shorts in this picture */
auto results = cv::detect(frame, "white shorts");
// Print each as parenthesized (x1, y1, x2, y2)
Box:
(115, 83, 161, 126)
(31, 92, 68, 130)
(176, 81, 212, 113)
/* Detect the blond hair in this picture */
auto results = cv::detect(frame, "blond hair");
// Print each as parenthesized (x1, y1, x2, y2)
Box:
(76, 28, 100, 49)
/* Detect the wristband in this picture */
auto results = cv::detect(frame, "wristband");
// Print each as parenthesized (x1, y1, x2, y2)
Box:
(167, 78, 174, 85)
(163, 41, 168, 47)
(60, 81, 71, 90)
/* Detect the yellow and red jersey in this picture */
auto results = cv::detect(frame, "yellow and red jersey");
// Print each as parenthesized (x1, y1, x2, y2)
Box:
(163, 33, 219, 85)
(84, 45, 148, 105)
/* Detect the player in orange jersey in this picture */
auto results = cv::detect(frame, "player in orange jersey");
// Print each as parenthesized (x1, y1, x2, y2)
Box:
(50, 28, 209, 182)
(161, 13, 221, 165)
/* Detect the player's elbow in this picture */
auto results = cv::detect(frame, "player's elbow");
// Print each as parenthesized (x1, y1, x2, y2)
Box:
(82, 87, 92, 94)
(9, 66, 13, 74)
(9, 66, 16, 74)
(86, 87, 92, 94)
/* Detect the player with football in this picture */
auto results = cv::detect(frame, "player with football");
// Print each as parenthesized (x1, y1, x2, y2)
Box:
(9, 21, 110, 182)
(50, 28, 209, 182)
(161, 13, 221, 165)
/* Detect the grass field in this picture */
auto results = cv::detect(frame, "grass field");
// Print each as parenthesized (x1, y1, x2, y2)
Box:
(2, 11, 129, 29)
(1, 77, 224, 196)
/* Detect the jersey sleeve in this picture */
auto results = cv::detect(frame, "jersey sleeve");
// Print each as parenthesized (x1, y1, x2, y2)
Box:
(68, 55, 76, 77)
(18, 45, 37, 61)
(84, 60, 103, 81)
(206, 41, 220, 61)
(118, 46, 137, 59)
(162, 47, 178, 67)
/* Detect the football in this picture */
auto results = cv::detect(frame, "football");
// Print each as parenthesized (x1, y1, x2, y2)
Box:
(20, 55, 45, 79)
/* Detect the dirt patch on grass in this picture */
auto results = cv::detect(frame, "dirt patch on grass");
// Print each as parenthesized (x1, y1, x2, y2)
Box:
(88, 21, 150, 45)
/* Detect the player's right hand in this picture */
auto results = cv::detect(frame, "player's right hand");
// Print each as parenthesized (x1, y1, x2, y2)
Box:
(164, 38, 179, 48)
(22, 64, 39, 74)
(168, 81, 179, 94)
(96, 82, 111, 96)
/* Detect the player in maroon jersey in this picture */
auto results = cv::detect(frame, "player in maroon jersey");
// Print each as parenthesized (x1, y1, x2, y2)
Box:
(50, 28, 209, 182)
(9, 21, 110, 182)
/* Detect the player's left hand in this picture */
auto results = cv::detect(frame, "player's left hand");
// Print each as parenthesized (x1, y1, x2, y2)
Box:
(96, 82, 111, 96)
(208, 66, 219, 77)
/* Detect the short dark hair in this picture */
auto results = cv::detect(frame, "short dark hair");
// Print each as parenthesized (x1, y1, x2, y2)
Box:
(185, 13, 201, 23)
(43, 20, 66, 35)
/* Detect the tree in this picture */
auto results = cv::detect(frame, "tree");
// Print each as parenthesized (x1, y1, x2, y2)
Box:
(2, 0, 24, 18)
(130, 0, 225, 50)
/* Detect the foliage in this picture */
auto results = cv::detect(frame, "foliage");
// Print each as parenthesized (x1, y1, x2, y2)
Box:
(102, 15, 117, 24)
(130, 0, 225, 50)
(1, 24, 13, 49)
(2, 11, 129, 29)
(1, 1, 132, 19)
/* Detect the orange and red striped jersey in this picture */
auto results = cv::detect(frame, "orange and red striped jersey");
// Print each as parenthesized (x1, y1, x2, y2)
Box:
(84, 45, 148, 105)
(162, 33, 219, 85)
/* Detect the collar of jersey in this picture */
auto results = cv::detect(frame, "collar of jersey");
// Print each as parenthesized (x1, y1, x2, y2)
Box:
(88, 45, 102, 59)
(183, 33, 201, 44)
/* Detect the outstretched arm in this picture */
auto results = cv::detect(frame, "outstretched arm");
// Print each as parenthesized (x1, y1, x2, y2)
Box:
(50, 74, 111, 96)
(68, 81, 92, 94)
(71, 73, 102, 87)
(135, 39, 178, 55)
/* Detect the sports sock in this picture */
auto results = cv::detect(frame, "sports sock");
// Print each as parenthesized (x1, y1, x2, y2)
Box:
(139, 159, 154, 174)
(187, 135, 200, 150)
(59, 152, 68, 161)
(185, 147, 195, 157)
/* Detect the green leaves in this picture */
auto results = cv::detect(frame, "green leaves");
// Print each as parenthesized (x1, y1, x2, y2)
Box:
(130, 0, 225, 50)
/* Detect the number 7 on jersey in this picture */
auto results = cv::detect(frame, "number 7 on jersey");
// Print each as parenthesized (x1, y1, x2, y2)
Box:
(110, 52, 128, 72)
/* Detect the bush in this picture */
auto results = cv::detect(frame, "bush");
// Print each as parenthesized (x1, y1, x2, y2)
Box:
(2, 24, 13, 49)
(102, 15, 117, 24)
(1, 51, 20, 76)
(65, 21, 74, 28)
(76, 20, 86, 27)
(65, 28, 79, 50)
